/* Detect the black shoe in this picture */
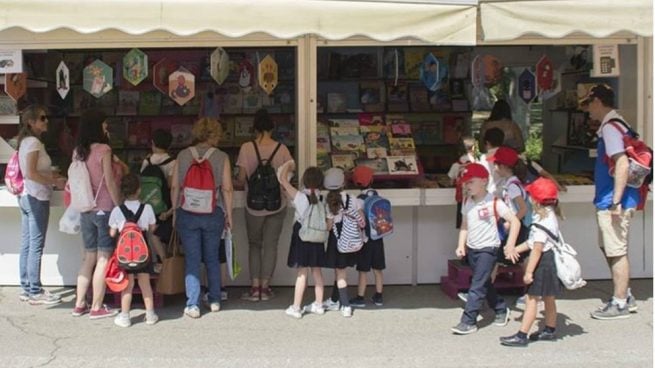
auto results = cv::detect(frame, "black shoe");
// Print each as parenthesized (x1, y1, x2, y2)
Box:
(349, 296, 366, 308)
(371, 293, 383, 307)
(499, 333, 528, 347)
(529, 329, 556, 341)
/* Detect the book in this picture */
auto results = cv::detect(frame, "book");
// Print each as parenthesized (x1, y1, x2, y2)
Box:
(390, 120, 412, 138)
(219, 117, 235, 145)
(359, 81, 384, 112)
(331, 134, 364, 153)
(330, 126, 360, 136)
(317, 151, 331, 171)
(0, 95, 17, 115)
(222, 84, 243, 113)
(366, 147, 388, 159)
(386, 155, 419, 175)
(317, 120, 332, 154)
(356, 158, 389, 175)
(116, 90, 139, 115)
(404, 48, 425, 80)
(182, 94, 201, 115)
(126, 119, 151, 147)
(327, 92, 347, 113)
(386, 82, 409, 112)
(331, 153, 356, 171)
(273, 116, 295, 147)
(330, 119, 360, 128)
(171, 123, 193, 147)
(409, 85, 430, 112)
(160, 94, 182, 115)
(234, 116, 254, 140)
(363, 129, 389, 155)
(242, 89, 262, 114)
(442, 115, 466, 144)
(358, 113, 385, 126)
(138, 91, 161, 115)
(389, 137, 416, 156)
(413, 122, 442, 145)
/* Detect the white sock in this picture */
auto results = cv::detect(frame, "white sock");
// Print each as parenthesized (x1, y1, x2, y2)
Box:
(613, 297, 627, 308)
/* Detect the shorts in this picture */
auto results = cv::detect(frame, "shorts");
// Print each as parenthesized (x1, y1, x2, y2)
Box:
(80, 210, 115, 252)
(597, 209, 633, 257)
(356, 238, 386, 272)
(154, 216, 173, 244)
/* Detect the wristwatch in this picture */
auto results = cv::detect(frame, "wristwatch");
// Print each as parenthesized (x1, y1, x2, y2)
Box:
(609, 202, 621, 210)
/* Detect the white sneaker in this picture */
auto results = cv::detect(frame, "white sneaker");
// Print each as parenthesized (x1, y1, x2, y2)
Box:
(209, 302, 220, 312)
(114, 313, 131, 328)
(184, 306, 201, 319)
(145, 312, 159, 325)
(285, 305, 303, 319)
(341, 306, 353, 318)
(323, 299, 340, 311)
(304, 302, 325, 315)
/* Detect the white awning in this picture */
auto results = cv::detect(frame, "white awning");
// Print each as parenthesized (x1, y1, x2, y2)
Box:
(0, 0, 477, 45)
(480, 0, 653, 41)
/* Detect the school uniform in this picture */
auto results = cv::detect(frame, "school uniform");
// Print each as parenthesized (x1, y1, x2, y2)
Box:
(108, 200, 157, 274)
(526, 208, 561, 297)
(355, 190, 386, 272)
(287, 190, 326, 268)
(324, 192, 359, 269)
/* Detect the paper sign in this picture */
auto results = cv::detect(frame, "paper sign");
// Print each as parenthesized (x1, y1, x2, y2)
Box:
(0, 50, 22, 74)
(83, 59, 113, 98)
(258, 54, 278, 95)
(123, 48, 148, 86)
(56, 61, 70, 99)
(4, 73, 27, 101)
(591, 44, 620, 77)
(168, 67, 195, 106)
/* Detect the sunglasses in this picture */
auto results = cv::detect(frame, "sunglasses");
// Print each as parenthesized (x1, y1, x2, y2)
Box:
(39, 115, 48, 122)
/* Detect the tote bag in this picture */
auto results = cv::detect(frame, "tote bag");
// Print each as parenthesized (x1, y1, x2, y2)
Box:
(156, 231, 186, 295)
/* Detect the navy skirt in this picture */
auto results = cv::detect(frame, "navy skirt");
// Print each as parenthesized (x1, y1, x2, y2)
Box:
(526, 249, 561, 297)
(287, 222, 327, 268)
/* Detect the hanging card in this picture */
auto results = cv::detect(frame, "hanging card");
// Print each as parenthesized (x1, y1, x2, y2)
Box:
(83, 60, 113, 98)
(4, 73, 27, 101)
(518, 68, 536, 104)
(210, 47, 230, 85)
(153, 58, 178, 95)
(168, 67, 195, 106)
(123, 48, 148, 86)
(55, 61, 70, 99)
(536, 55, 554, 93)
(258, 54, 278, 95)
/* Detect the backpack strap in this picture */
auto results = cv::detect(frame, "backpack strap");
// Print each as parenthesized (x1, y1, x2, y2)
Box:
(119, 204, 145, 223)
(268, 143, 282, 164)
(607, 118, 638, 138)
(252, 141, 263, 164)
(530, 223, 560, 243)
(158, 157, 175, 166)
(190, 146, 216, 162)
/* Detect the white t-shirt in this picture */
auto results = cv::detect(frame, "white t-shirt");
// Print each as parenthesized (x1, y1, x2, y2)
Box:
(326, 191, 362, 224)
(501, 175, 525, 215)
(109, 200, 156, 232)
(447, 153, 476, 180)
(18, 137, 52, 201)
(527, 208, 559, 252)
(597, 110, 627, 157)
(291, 189, 323, 223)
(461, 193, 511, 249)
(140, 153, 176, 178)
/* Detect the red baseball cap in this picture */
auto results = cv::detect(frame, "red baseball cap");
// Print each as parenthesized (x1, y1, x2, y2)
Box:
(488, 146, 519, 167)
(460, 163, 489, 182)
(105, 256, 128, 293)
(352, 165, 374, 187)
(525, 177, 559, 204)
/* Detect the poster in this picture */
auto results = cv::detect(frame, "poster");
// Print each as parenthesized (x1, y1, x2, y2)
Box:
(0, 49, 22, 73)
(4, 73, 27, 101)
(168, 67, 195, 106)
(83, 59, 113, 98)
(591, 44, 620, 77)
(258, 54, 278, 95)
(56, 61, 70, 99)
(123, 48, 148, 86)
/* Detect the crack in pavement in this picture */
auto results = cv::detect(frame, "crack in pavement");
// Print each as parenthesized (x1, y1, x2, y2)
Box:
(2, 315, 70, 368)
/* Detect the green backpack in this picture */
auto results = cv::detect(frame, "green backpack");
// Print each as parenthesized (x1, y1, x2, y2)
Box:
(140, 156, 174, 214)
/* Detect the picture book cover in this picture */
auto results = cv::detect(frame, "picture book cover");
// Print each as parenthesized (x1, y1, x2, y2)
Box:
(234, 116, 255, 140)
(360, 124, 389, 137)
(317, 151, 331, 171)
(331, 153, 356, 171)
(242, 89, 263, 114)
(356, 158, 389, 175)
(358, 113, 385, 127)
(317, 120, 331, 153)
(171, 123, 193, 148)
(359, 81, 385, 112)
(116, 90, 139, 116)
(386, 155, 419, 175)
(389, 137, 416, 156)
(442, 115, 466, 144)
(363, 129, 389, 150)
(330, 119, 360, 128)
(390, 120, 412, 138)
(409, 85, 430, 112)
(219, 117, 235, 146)
(386, 82, 409, 112)
(330, 126, 360, 137)
(331, 134, 364, 153)
(138, 91, 162, 116)
(327, 92, 347, 113)
(413, 122, 442, 145)
(222, 83, 243, 114)
(404, 48, 425, 80)
(127, 119, 151, 147)
(366, 147, 388, 159)
(160, 94, 182, 115)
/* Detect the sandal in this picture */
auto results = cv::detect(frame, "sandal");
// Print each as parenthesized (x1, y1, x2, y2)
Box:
(241, 287, 260, 301)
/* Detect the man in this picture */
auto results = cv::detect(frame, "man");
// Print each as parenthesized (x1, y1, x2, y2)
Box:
(480, 127, 504, 196)
(582, 84, 639, 320)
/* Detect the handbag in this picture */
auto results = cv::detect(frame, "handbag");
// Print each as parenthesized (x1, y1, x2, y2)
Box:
(58, 206, 81, 234)
(156, 230, 186, 295)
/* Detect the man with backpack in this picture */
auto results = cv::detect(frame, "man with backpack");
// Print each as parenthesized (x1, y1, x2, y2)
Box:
(582, 84, 642, 320)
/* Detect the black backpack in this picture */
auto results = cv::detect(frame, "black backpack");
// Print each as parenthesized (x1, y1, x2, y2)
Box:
(139, 156, 174, 215)
(247, 141, 282, 211)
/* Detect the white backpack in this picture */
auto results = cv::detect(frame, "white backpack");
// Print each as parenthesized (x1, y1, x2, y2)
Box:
(299, 195, 329, 243)
(333, 194, 365, 253)
(67, 154, 102, 212)
(532, 223, 587, 290)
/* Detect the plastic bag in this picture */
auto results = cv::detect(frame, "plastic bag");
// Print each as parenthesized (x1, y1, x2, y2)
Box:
(224, 229, 241, 280)
(59, 206, 81, 234)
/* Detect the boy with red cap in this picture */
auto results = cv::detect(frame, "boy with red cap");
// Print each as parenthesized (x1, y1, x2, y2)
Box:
(349, 165, 387, 307)
(500, 178, 564, 347)
(452, 163, 520, 335)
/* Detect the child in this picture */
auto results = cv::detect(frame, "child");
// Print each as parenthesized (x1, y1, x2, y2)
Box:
(500, 178, 563, 346)
(108, 174, 158, 328)
(349, 165, 386, 307)
(451, 163, 520, 335)
(278, 161, 326, 319)
(447, 136, 479, 229)
(140, 129, 176, 272)
(323, 168, 362, 318)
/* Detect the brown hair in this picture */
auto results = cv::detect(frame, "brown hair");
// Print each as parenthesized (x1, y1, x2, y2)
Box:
(120, 173, 141, 198)
(302, 167, 324, 205)
(192, 117, 222, 144)
(17, 105, 47, 147)
(532, 199, 565, 221)
(327, 189, 343, 215)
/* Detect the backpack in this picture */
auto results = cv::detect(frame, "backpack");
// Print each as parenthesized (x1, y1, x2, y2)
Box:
(67, 153, 102, 212)
(298, 194, 329, 243)
(4, 150, 23, 195)
(140, 156, 174, 214)
(115, 203, 150, 271)
(505, 178, 532, 227)
(358, 189, 393, 240)
(333, 194, 366, 253)
(181, 147, 216, 214)
(524, 159, 541, 184)
(531, 223, 587, 290)
(247, 141, 282, 211)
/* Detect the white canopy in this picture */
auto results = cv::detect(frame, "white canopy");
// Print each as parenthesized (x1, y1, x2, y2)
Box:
(0, 0, 477, 45)
(480, 0, 653, 41)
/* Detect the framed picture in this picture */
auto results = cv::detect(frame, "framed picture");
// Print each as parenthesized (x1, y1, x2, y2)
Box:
(567, 111, 587, 146)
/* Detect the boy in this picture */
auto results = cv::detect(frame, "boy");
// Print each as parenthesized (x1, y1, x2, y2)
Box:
(451, 163, 520, 335)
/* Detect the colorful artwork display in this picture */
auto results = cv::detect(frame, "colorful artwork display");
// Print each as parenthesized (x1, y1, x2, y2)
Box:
(168, 67, 195, 106)
(153, 58, 178, 95)
(123, 48, 148, 86)
(83, 59, 113, 98)
(258, 54, 278, 95)
(210, 47, 230, 85)
(56, 61, 70, 99)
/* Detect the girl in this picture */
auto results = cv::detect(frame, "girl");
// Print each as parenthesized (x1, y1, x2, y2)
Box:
(500, 178, 563, 346)
(323, 168, 362, 318)
(278, 161, 326, 319)
(108, 174, 158, 327)
(447, 136, 479, 229)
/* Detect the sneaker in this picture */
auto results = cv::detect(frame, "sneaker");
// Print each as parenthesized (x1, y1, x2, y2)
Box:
(285, 305, 303, 319)
(241, 287, 260, 302)
(457, 292, 468, 303)
(260, 287, 275, 301)
(221, 288, 228, 301)
(515, 295, 544, 308)
(349, 296, 366, 308)
(114, 313, 131, 328)
(341, 306, 353, 318)
(627, 294, 638, 313)
(72, 304, 89, 317)
(19, 291, 29, 302)
(209, 302, 220, 312)
(371, 293, 383, 307)
(145, 312, 159, 325)
(494, 307, 510, 326)
(184, 306, 201, 319)
(499, 332, 528, 347)
(28, 291, 61, 305)
(451, 322, 478, 335)
(529, 329, 556, 341)
(304, 302, 325, 315)
(591, 302, 630, 320)
(89, 305, 118, 320)
(322, 299, 340, 312)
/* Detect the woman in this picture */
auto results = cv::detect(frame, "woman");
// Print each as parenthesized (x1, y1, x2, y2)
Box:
(72, 108, 125, 319)
(235, 108, 292, 301)
(171, 117, 233, 318)
(17, 105, 66, 304)
(480, 100, 525, 153)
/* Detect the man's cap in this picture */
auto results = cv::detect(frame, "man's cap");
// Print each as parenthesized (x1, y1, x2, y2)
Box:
(579, 84, 614, 106)
(460, 163, 489, 182)
(352, 165, 374, 187)
(324, 168, 345, 190)
(488, 146, 519, 167)
(525, 177, 559, 205)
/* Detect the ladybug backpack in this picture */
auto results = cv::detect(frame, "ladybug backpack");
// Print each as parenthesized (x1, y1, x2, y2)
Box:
(115, 204, 150, 271)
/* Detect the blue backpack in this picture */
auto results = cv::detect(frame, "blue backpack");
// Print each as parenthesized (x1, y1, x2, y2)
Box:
(358, 189, 393, 240)
(506, 178, 532, 227)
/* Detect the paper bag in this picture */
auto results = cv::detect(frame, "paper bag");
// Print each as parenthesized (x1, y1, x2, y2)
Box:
(157, 231, 186, 295)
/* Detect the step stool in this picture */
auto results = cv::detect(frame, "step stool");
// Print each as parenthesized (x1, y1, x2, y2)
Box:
(440, 259, 524, 300)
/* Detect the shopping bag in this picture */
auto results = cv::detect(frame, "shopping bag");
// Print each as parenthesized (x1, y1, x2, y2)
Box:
(156, 231, 186, 295)
(224, 229, 242, 280)
(58, 206, 81, 234)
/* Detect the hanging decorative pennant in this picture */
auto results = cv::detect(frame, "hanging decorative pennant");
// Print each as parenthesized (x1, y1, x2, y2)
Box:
(210, 47, 230, 85)
(83, 59, 113, 98)
(471, 55, 483, 88)
(238, 59, 255, 91)
(56, 61, 70, 99)
(420, 53, 440, 91)
(536, 55, 554, 93)
(4, 72, 27, 101)
(153, 58, 178, 95)
(123, 48, 148, 86)
(518, 68, 536, 104)
(258, 54, 278, 95)
(168, 67, 195, 106)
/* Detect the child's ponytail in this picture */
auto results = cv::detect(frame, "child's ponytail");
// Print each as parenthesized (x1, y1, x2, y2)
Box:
(301, 166, 323, 206)
(327, 190, 343, 215)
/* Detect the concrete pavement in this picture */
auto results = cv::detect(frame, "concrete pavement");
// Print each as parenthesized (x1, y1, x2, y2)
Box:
(0, 279, 652, 368)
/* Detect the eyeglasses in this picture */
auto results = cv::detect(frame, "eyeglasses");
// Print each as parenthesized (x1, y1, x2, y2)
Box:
(39, 115, 48, 122)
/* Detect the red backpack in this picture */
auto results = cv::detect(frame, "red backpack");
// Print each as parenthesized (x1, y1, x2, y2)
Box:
(4, 151, 23, 195)
(181, 147, 217, 214)
(115, 204, 150, 271)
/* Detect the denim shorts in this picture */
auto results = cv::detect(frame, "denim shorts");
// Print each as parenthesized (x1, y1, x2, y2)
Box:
(80, 210, 115, 252)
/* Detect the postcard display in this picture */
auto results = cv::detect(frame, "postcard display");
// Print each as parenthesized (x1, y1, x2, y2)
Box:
(10, 48, 296, 171)
(317, 47, 471, 185)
